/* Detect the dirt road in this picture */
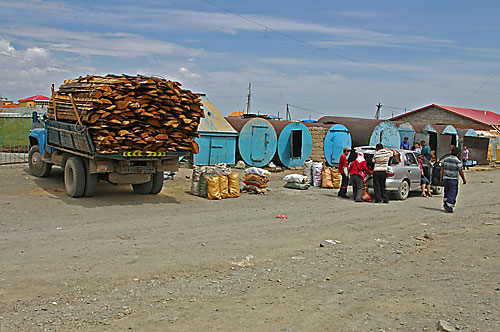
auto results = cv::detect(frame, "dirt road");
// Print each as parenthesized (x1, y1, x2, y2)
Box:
(0, 165, 498, 331)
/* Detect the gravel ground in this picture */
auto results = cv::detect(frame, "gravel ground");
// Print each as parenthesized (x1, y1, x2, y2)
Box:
(0, 165, 498, 331)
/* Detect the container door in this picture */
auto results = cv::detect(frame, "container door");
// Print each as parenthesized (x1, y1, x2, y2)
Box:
(251, 126, 267, 162)
(399, 129, 415, 146)
(329, 130, 348, 165)
(290, 130, 302, 159)
(414, 133, 428, 145)
(464, 136, 489, 165)
(324, 125, 351, 166)
(436, 134, 452, 161)
(209, 136, 227, 165)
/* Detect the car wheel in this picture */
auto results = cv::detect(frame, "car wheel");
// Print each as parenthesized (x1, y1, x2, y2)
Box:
(432, 186, 443, 195)
(395, 180, 410, 200)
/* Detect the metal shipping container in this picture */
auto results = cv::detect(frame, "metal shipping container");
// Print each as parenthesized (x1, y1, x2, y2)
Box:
(226, 117, 277, 167)
(268, 120, 313, 168)
(194, 96, 238, 165)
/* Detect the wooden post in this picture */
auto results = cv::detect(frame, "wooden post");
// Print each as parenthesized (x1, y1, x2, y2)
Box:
(69, 93, 83, 126)
(51, 84, 57, 121)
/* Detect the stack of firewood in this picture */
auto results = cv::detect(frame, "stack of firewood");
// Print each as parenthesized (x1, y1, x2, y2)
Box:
(47, 74, 203, 154)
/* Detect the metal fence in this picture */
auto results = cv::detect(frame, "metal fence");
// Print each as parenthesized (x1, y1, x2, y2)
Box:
(0, 112, 33, 165)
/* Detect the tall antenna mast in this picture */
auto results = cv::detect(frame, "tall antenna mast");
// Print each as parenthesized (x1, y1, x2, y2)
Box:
(246, 83, 252, 114)
(375, 102, 382, 119)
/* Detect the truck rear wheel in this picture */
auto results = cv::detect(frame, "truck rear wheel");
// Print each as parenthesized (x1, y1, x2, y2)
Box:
(149, 172, 164, 194)
(132, 175, 153, 195)
(65, 156, 86, 198)
(83, 159, 98, 197)
(28, 145, 52, 177)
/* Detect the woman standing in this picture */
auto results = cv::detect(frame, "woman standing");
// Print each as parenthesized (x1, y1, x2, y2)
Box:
(418, 154, 432, 197)
(349, 152, 372, 202)
(462, 145, 470, 170)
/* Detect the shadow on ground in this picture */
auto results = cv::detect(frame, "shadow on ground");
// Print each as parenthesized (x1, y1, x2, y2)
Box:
(24, 168, 180, 208)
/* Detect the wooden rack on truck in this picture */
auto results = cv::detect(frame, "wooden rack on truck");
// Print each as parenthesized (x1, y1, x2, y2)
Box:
(28, 74, 203, 198)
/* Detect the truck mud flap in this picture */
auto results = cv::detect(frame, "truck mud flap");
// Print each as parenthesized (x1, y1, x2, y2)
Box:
(109, 173, 150, 184)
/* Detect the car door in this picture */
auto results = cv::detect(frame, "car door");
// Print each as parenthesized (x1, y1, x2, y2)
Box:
(403, 152, 421, 190)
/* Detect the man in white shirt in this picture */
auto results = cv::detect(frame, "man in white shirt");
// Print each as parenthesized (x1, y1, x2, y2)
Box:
(372, 143, 393, 203)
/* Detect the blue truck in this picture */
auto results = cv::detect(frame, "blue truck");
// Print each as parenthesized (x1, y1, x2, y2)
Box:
(28, 112, 187, 197)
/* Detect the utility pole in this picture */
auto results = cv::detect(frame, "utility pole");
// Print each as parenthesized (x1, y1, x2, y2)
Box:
(375, 102, 382, 119)
(286, 104, 291, 121)
(246, 83, 252, 115)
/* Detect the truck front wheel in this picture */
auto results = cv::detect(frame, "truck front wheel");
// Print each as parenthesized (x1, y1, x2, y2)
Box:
(132, 176, 153, 195)
(28, 145, 52, 177)
(65, 156, 86, 198)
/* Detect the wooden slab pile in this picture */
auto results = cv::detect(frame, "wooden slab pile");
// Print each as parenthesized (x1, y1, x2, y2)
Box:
(47, 74, 203, 154)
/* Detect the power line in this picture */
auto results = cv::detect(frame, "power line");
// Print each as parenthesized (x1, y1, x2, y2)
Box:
(246, 93, 327, 115)
(381, 104, 405, 110)
(460, 65, 500, 104)
(287, 103, 326, 115)
(198, 0, 500, 95)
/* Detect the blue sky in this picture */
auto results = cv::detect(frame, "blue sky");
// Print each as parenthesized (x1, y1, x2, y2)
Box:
(1, 0, 499, 119)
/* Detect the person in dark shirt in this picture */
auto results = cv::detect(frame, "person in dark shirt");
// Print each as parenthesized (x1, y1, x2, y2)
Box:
(421, 140, 432, 160)
(337, 146, 351, 198)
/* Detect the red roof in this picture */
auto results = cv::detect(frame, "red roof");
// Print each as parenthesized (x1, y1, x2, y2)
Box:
(18, 95, 50, 102)
(390, 104, 500, 125)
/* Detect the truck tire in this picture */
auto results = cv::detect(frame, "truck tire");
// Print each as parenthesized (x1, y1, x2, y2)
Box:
(149, 172, 164, 194)
(395, 180, 410, 200)
(132, 176, 153, 195)
(65, 156, 86, 198)
(82, 159, 98, 197)
(28, 145, 52, 177)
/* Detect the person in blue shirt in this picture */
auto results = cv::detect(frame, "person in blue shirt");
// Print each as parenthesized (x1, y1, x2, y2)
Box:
(400, 137, 410, 150)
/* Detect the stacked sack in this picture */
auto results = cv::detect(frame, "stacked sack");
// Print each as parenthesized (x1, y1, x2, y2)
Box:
(205, 173, 240, 200)
(321, 168, 342, 189)
(242, 167, 271, 194)
(302, 160, 313, 185)
(303, 160, 323, 186)
(283, 174, 310, 190)
(311, 162, 323, 187)
(191, 164, 240, 199)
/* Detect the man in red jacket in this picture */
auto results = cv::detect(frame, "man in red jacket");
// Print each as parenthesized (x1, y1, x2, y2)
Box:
(337, 146, 351, 198)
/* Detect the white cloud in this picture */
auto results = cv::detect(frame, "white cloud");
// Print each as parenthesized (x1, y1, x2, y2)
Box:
(178, 67, 201, 79)
(336, 10, 385, 19)
(0, 39, 15, 53)
(0, 38, 85, 100)
(25, 47, 50, 59)
(0, 26, 204, 58)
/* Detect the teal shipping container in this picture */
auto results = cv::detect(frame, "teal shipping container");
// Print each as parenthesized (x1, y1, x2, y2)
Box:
(193, 95, 238, 165)
(226, 117, 277, 167)
(268, 120, 313, 168)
